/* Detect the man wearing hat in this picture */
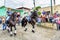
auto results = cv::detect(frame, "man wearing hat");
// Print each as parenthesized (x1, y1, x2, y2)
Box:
(5, 8, 13, 29)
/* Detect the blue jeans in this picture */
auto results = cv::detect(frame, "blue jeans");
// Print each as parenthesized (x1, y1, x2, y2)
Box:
(6, 16, 10, 21)
(2, 23, 7, 30)
(49, 17, 53, 23)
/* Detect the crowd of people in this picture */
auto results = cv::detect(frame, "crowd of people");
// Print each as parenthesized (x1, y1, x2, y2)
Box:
(39, 11, 60, 30)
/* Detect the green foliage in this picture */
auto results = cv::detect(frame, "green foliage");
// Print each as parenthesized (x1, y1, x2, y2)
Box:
(35, 6, 41, 11)
(38, 11, 41, 15)
(32, 6, 41, 11)
(32, 6, 41, 15)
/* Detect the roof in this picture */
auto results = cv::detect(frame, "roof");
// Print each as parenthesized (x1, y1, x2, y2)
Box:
(17, 7, 31, 10)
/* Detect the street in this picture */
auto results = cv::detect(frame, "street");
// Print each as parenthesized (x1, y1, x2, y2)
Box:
(0, 23, 60, 40)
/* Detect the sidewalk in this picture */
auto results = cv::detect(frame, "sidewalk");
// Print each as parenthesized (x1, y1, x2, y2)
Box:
(37, 22, 57, 30)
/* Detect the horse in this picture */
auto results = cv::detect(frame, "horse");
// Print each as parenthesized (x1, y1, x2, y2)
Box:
(21, 16, 36, 33)
(6, 12, 17, 36)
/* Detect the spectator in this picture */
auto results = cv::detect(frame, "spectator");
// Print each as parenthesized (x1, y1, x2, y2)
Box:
(2, 17, 6, 30)
(55, 16, 60, 30)
(53, 11, 58, 18)
(42, 10, 46, 15)
(49, 14, 53, 23)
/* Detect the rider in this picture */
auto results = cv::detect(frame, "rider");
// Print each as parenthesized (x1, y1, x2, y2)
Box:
(5, 8, 13, 28)
(6, 8, 13, 21)
(2, 8, 13, 30)
(26, 11, 31, 22)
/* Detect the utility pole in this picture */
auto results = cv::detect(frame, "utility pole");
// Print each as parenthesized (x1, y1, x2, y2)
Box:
(22, 2, 24, 11)
(33, 0, 35, 8)
(4, 0, 5, 6)
(54, 0, 55, 5)
(51, 0, 53, 14)
(54, 0, 56, 12)
(4, 0, 7, 17)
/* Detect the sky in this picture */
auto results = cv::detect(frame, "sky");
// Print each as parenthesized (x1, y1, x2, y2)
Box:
(0, 0, 60, 9)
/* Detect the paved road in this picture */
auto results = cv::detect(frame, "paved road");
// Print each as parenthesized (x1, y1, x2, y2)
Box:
(0, 24, 60, 40)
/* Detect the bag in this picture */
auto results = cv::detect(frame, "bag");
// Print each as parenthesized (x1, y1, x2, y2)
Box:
(57, 20, 60, 24)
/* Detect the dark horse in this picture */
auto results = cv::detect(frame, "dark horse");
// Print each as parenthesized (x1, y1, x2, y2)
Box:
(6, 12, 17, 36)
(21, 11, 38, 33)
(21, 16, 36, 33)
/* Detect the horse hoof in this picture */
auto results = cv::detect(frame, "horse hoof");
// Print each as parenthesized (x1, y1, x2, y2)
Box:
(10, 34, 13, 36)
(7, 30, 10, 33)
(14, 33, 16, 36)
(32, 30, 35, 33)
(24, 28, 27, 32)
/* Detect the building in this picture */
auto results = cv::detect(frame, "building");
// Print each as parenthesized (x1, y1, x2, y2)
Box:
(0, 6, 7, 17)
(39, 5, 60, 14)
(17, 7, 31, 13)
(17, 7, 31, 17)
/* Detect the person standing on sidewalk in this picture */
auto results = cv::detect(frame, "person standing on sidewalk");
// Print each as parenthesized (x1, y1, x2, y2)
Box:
(2, 17, 6, 30)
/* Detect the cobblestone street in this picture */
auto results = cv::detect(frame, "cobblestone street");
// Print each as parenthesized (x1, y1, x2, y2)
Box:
(0, 23, 60, 40)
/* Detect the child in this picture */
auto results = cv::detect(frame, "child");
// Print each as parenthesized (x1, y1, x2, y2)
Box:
(2, 17, 6, 30)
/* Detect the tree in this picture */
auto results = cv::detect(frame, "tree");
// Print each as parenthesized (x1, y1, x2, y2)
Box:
(34, 6, 41, 11)
(38, 11, 41, 15)
(32, 6, 41, 15)
(0, 6, 5, 9)
(34, 6, 41, 15)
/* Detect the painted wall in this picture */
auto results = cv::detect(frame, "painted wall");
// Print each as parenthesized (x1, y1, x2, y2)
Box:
(39, 5, 60, 14)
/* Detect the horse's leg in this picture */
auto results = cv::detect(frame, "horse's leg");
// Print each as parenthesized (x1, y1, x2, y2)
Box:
(32, 25, 35, 33)
(14, 25, 16, 36)
(24, 26, 27, 32)
(24, 23, 27, 32)
(6, 25, 10, 33)
(7, 27, 10, 33)
(10, 26, 13, 36)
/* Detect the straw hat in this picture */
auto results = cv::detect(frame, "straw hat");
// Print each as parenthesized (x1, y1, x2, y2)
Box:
(7, 7, 12, 10)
